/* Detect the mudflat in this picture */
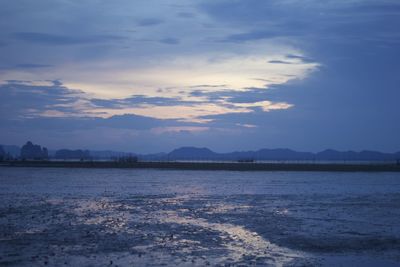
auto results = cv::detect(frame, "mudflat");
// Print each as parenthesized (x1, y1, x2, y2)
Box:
(1, 168, 400, 266)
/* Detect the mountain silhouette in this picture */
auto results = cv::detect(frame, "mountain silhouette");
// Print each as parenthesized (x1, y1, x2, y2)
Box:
(161, 147, 400, 162)
(2, 142, 400, 162)
(168, 147, 217, 160)
(55, 149, 91, 160)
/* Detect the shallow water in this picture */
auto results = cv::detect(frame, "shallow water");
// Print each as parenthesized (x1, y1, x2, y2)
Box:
(1, 167, 400, 266)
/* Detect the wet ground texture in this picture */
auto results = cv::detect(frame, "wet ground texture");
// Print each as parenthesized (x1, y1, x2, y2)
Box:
(1, 168, 400, 266)
(1, 193, 400, 266)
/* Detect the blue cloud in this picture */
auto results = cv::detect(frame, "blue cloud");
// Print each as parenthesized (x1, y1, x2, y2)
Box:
(12, 32, 126, 45)
(285, 54, 314, 63)
(176, 12, 195, 18)
(268, 60, 293, 65)
(159, 37, 180, 45)
(14, 64, 53, 69)
(202, 0, 400, 46)
(0, 80, 84, 119)
(91, 95, 200, 108)
(189, 88, 278, 104)
(0, 80, 201, 129)
(136, 18, 164, 27)
(223, 30, 284, 43)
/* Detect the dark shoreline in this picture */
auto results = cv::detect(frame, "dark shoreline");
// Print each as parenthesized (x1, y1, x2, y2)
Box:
(1, 160, 400, 172)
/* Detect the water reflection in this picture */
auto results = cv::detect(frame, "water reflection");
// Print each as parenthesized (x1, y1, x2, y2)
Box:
(64, 195, 305, 266)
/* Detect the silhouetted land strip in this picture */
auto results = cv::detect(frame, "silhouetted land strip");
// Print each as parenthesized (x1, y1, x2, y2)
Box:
(2, 160, 400, 172)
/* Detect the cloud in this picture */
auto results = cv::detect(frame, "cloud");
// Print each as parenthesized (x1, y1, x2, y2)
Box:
(0, 79, 296, 128)
(189, 84, 227, 88)
(0, 80, 86, 119)
(151, 126, 209, 134)
(176, 12, 195, 18)
(232, 100, 293, 112)
(14, 64, 53, 69)
(91, 95, 200, 109)
(0, 112, 196, 134)
(12, 32, 126, 45)
(236, 123, 257, 128)
(201, 0, 400, 46)
(188, 87, 294, 105)
(268, 60, 293, 64)
(159, 37, 180, 45)
(136, 18, 164, 27)
(285, 54, 314, 63)
(223, 30, 283, 43)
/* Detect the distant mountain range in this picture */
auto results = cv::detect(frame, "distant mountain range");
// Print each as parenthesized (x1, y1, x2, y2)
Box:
(145, 147, 400, 162)
(1, 144, 400, 162)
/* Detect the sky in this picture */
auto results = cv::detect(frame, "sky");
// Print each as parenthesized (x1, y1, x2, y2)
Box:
(0, 0, 399, 153)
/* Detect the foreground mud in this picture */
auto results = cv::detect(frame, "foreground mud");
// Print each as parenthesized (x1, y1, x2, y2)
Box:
(1, 193, 400, 266)
(1, 168, 400, 266)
